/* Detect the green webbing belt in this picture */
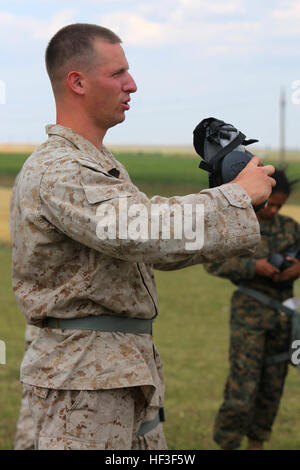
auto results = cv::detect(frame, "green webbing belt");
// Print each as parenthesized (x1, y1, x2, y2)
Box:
(238, 286, 294, 317)
(43, 314, 153, 335)
(137, 407, 165, 437)
(264, 351, 291, 365)
(43, 315, 166, 435)
(238, 285, 293, 365)
(43, 316, 166, 435)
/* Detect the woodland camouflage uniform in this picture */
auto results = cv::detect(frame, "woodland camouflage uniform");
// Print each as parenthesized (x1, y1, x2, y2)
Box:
(205, 213, 300, 449)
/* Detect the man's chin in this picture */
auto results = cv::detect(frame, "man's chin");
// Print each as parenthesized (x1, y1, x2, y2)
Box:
(110, 114, 126, 128)
(260, 214, 274, 221)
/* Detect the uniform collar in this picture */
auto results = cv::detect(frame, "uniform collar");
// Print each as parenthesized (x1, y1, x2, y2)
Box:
(45, 124, 117, 173)
(260, 213, 281, 235)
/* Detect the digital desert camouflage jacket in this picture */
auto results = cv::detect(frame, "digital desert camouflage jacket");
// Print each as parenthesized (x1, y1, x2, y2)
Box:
(10, 124, 260, 396)
(204, 213, 300, 302)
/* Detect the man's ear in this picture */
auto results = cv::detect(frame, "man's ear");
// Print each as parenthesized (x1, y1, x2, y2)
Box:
(66, 71, 86, 95)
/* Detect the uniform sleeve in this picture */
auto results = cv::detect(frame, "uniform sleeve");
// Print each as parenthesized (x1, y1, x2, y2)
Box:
(203, 256, 257, 284)
(292, 218, 300, 248)
(39, 156, 260, 265)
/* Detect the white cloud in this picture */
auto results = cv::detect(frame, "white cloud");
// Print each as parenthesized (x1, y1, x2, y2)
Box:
(177, 0, 244, 16)
(0, 2, 297, 60)
(271, 0, 300, 36)
(33, 10, 77, 40)
(100, 9, 259, 55)
(101, 12, 165, 46)
(10, 0, 135, 4)
(0, 9, 76, 42)
(272, 0, 300, 19)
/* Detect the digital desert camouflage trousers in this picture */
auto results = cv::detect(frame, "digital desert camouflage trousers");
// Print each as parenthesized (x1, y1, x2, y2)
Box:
(214, 291, 292, 450)
(22, 384, 167, 450)
(14, 385, 35, 450)
(14, 326, 167, 450)
(14, 326, 37, 450)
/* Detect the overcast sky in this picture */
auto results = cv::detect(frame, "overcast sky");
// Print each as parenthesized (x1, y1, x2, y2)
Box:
(0, 0, 299, 149)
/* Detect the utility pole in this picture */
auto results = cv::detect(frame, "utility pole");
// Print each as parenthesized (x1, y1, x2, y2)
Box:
(279, 88, 286, 164)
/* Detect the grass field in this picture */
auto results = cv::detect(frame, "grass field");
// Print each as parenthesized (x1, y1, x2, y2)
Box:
(1, 149, 300, 450)
(2, 148, 300, 196)
(1, 244, 300, 450)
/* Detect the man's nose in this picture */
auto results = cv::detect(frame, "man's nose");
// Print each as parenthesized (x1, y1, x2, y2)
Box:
(271, 206, 279, 215)
(124, 73, 137, 93)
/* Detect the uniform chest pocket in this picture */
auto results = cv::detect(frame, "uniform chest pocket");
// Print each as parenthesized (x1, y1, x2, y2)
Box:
(79, 164, 136, 205)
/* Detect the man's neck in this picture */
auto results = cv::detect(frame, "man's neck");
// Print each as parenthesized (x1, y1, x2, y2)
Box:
(56, 114, 106, 152)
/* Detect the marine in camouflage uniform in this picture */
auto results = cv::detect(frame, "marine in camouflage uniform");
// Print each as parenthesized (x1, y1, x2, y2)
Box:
(10, 124, 261, 450)
(9, 24, 272, 450)
(205, 210, 300, 450)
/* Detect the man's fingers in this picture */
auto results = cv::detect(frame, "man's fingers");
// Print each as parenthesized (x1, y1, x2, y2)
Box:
(263, 164, 275, 176)
(271, 267, 280, 274)
(257, 162, 276, 187)
(268, 176, 276, 187)
(268, 265, 280, 275)
(249, 155, 262, 167)
(249, 156, 275, 175)
(234, 155, 276, 205)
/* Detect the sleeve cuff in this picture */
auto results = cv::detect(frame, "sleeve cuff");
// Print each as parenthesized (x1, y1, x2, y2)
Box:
(218, 183, 252, 209)
(246, 259, 257, 279)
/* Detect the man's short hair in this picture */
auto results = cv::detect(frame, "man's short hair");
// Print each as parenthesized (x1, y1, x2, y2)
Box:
(45, 23, 121, 92)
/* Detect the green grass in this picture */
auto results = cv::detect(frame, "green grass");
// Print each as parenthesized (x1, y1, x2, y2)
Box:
(2, 150, 300, 450)
(2, 149, 300, 199)
(0, 153, 29, 175)
(0, 244, 26, 450)
(1, 242, 300, 450)
(0, 151, 208, 191)
(155, 267, 300, 450)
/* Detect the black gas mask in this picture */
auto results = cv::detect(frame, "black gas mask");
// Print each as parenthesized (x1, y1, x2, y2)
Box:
(193, 117, 259, 188)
